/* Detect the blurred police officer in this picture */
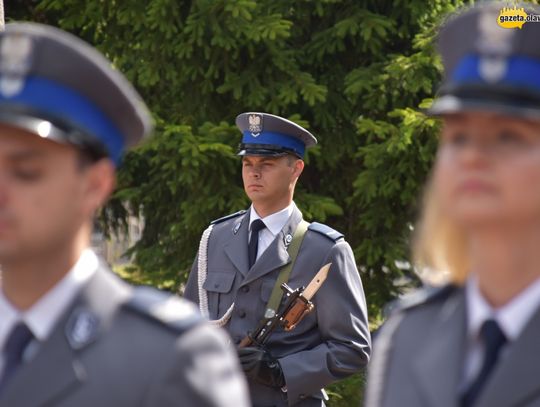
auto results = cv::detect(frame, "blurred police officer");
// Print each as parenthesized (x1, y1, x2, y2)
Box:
(366, 3, 540, 407)
(184, 112, 371, 406)
(0, 23, 249, 407)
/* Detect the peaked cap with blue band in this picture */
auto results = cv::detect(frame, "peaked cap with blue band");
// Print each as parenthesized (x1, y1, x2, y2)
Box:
(236, 112, 317, 158)
(428, 2, 540, 118)
(0, 23, 152, 165)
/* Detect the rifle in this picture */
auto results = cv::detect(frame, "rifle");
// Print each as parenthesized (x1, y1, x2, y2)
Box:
(238, 263, 331, 348)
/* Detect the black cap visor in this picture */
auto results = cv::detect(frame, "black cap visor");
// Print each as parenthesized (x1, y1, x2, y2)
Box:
(0, 106, 109, 160)
(237, 143, 301, 158)
(427, 83, 540, 120)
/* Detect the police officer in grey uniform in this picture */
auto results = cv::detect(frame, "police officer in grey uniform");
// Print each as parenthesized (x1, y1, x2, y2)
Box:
(0, 23, 249, 407)
(366, 3, 540, 407)
(184, 112, 371, 407)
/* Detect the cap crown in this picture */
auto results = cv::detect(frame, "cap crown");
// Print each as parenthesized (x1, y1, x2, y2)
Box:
(236, 112, 316, 158)
(0, 23, 152, 163)
(430, 2, 540, 117)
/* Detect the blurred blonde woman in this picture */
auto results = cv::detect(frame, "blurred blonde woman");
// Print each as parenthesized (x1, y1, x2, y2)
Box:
(366, 3, 540, 407)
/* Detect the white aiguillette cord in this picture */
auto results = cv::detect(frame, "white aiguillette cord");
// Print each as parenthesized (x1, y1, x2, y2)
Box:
(0, 0, 4, 32)
(196, 224, 234, 327)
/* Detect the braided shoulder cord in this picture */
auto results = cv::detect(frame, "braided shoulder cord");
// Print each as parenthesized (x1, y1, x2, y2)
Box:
(197, 224, 234, 327)
(0, 0, 4, 32)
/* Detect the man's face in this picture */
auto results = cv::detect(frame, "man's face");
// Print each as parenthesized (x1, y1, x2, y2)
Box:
(0, 124, 113, 262)
(241, 155, 303, 207)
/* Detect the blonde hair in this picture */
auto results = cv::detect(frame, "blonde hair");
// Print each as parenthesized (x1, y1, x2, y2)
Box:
(412, 176, 469, 286)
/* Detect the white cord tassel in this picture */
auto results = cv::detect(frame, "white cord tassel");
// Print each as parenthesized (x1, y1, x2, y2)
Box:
(0, 0, 4, 32)
(197, 224, 234, 327)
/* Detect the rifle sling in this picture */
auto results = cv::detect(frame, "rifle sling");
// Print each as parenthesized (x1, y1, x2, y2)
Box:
(264, 220, 309, 318)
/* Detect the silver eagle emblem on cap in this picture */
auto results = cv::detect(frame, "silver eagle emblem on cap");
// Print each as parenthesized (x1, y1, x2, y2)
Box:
(0, 32, 34, 97)
(476, 8, 514, 83)
(248, 114, 263, 136)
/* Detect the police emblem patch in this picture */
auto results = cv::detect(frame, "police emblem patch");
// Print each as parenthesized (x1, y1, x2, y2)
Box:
(0, 32, 33, 97)
(479, 57, 507, 83)
(284, 234, 293, 246)
(65, 308, 100, 350)
(248, 114, 263, 136)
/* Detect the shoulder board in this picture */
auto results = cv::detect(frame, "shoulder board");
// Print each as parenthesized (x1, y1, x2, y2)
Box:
(386, 284, 458, 316)
(308, 222, 344, 242)
(124, 286, 202, 334)
(210, 210, 247, 225)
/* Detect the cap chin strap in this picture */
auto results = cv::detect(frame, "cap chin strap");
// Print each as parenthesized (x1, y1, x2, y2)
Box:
(197, 224, 235, 327)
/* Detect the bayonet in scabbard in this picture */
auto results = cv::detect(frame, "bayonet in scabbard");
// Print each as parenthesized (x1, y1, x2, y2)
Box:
(238, 263, 332, 348)
(238, 284, 303, 347)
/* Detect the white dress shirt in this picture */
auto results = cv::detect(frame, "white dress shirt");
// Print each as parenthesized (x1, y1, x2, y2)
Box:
(0, 249, 99, 376)
(249, 202, 295, 262)
(462, 275, 540, 389)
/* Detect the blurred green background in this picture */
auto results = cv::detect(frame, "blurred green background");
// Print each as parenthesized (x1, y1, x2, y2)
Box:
(11, 0, 477, 404)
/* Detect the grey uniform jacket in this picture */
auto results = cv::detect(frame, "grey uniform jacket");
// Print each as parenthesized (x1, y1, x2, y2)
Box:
(366, 285, 540, 407)
(184, 206, 371, 407)
(0, 265, 250, 407)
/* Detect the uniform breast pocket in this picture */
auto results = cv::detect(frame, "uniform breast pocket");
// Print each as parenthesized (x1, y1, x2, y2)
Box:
(203, 271, 235, 319)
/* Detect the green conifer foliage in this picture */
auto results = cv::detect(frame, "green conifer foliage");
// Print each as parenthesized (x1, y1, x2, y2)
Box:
(12, 0, 477, 404)
(19, 0, 469, 319)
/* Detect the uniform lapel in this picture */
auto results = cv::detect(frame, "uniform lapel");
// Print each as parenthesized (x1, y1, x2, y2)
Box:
(476, 304, 540, 407)
(0, 266, 131, 407)
(224, 212, 250, 277)
(241, 207, 302, 286)
(0, 320, 84, 407)
(412, 288, 467, 407)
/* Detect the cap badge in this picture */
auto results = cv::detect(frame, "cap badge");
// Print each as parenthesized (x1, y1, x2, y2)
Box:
(476, 7, 514, 83)
(477, 7, 515, 54)
(248, 114, 263, 136)
(0, 32, 33, 97)
(479, 57, 507, 83)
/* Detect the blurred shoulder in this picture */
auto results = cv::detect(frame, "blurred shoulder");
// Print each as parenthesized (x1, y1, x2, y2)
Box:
(388, 284, 458, 316)
(376, 284, 460, 341)
(123, 285, 203, 336)
(120, 287, 249, 406)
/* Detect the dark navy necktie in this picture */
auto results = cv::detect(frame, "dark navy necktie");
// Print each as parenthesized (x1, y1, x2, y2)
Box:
(248, 219, 266, 269)
(0, 322, 34, 394)
(461, 319, 507, 407)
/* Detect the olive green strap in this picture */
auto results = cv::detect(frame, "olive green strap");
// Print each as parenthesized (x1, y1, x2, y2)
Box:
(264, 220, 309, 318)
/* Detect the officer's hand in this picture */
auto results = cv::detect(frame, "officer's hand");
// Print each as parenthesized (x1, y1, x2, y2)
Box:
(237, 346, 285, 388)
